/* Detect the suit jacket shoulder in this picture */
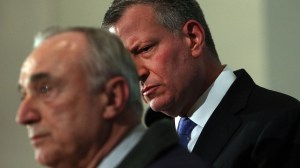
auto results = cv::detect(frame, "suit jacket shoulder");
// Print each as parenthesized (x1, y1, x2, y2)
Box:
(194, 69, 300, 167)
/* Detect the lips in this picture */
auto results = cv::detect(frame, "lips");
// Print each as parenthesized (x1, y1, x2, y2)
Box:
(28, 127, 50, 146)
(30, 133, 51, 147)
(31, 133, 47, 140)
(141, 84, 159, 96)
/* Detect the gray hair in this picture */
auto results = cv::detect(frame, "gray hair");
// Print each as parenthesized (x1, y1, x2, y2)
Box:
(34, 26, 143, 113)
(102, 0, 218, 56)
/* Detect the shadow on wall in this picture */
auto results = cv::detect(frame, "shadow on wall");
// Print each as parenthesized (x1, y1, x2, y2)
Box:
(265, 0, 300, 100)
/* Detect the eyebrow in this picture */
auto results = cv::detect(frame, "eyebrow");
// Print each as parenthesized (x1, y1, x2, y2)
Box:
(18, 73, 51, 92)
(30, 73, 51, 83)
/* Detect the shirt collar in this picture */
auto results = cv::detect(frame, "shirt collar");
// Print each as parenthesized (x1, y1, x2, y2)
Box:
(175, 66, 236, 129)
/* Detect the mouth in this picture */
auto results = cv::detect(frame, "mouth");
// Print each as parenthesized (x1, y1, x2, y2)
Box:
(141, 84, 159, 96)
(29, 133, 50, 146)
(29, 131, 50, 146)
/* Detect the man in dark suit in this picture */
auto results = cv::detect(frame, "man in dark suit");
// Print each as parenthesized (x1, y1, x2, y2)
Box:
(102, 0, 300, 167)
(15, 26, 209, 168)
(146, 70, 300, 168)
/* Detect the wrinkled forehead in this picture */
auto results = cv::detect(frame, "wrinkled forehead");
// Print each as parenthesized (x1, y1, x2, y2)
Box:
(19, 32, 88, 86)
(109, 5, 162, 47)
(111, 4, 157, 32)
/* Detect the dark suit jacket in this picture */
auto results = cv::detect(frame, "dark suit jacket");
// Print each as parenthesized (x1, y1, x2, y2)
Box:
(144, 69, 300, 168)
(117, 119, 211, 168)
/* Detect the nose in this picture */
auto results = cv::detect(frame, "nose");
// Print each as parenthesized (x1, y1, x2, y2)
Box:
(138, 67, 149, 83)
(16, 96, 41, 125)
(135, 60, 149, 83)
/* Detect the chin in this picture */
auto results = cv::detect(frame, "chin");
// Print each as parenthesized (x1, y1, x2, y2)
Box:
(149, 98, 176, 117)
(149, 100, 164, 111)
(35, 147, 61, 167)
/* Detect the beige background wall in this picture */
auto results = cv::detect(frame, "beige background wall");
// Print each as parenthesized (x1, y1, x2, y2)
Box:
(1, 0, 299, 167)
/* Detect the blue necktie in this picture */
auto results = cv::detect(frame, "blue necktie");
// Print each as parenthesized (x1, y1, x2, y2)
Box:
(177, 117, 197, 148)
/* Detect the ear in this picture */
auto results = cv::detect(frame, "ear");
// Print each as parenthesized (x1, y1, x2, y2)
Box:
(101, 76, 129, 120)
(182, 20, 205, 57)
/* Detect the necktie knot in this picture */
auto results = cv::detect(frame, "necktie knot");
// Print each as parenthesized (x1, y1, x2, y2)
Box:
(177, 117, 197, 148)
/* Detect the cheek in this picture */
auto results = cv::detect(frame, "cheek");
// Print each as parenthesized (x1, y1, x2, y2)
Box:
(44, 96, 102, 156)
(45, 95, 91, 140)
(154, 46, 187, 78)
(158, 47, 192, 92)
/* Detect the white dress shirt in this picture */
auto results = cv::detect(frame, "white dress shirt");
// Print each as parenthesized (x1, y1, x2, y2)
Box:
(97, 124, 146, 168)
(175, 66, 236, 152)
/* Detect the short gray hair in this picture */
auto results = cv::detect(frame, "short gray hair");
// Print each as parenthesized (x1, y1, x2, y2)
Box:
(34, 26, 143, 113)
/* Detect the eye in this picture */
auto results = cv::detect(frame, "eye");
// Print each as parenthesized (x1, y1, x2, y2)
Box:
(39, 84, 51, 94)
(35, 81, 53, 98)
(139, 45, 153, 54)
(131, 43, 155, 57)
(140, 45, 152, 53)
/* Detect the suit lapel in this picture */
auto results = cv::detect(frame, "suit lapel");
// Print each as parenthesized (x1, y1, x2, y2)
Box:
(192, 69, 256, 163)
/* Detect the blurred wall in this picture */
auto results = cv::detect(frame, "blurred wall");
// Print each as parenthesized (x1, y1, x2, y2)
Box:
(201, 0, 300, 99)
(1, 0, 299, 167)
(264, 0, 300, 99)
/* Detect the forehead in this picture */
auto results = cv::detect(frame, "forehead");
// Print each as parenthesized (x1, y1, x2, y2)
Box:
(114, 4, 157, 33)
(113, 4, 168, 47)
(20, 32, 88, 85)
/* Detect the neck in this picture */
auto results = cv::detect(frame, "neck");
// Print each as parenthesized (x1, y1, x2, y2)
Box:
(177, 48, 224, 117)
(87, 115, 140, 168)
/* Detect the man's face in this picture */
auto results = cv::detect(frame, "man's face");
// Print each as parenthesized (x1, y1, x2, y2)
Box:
(16, 32, 107, 167)
(112, 5, 198, 117)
